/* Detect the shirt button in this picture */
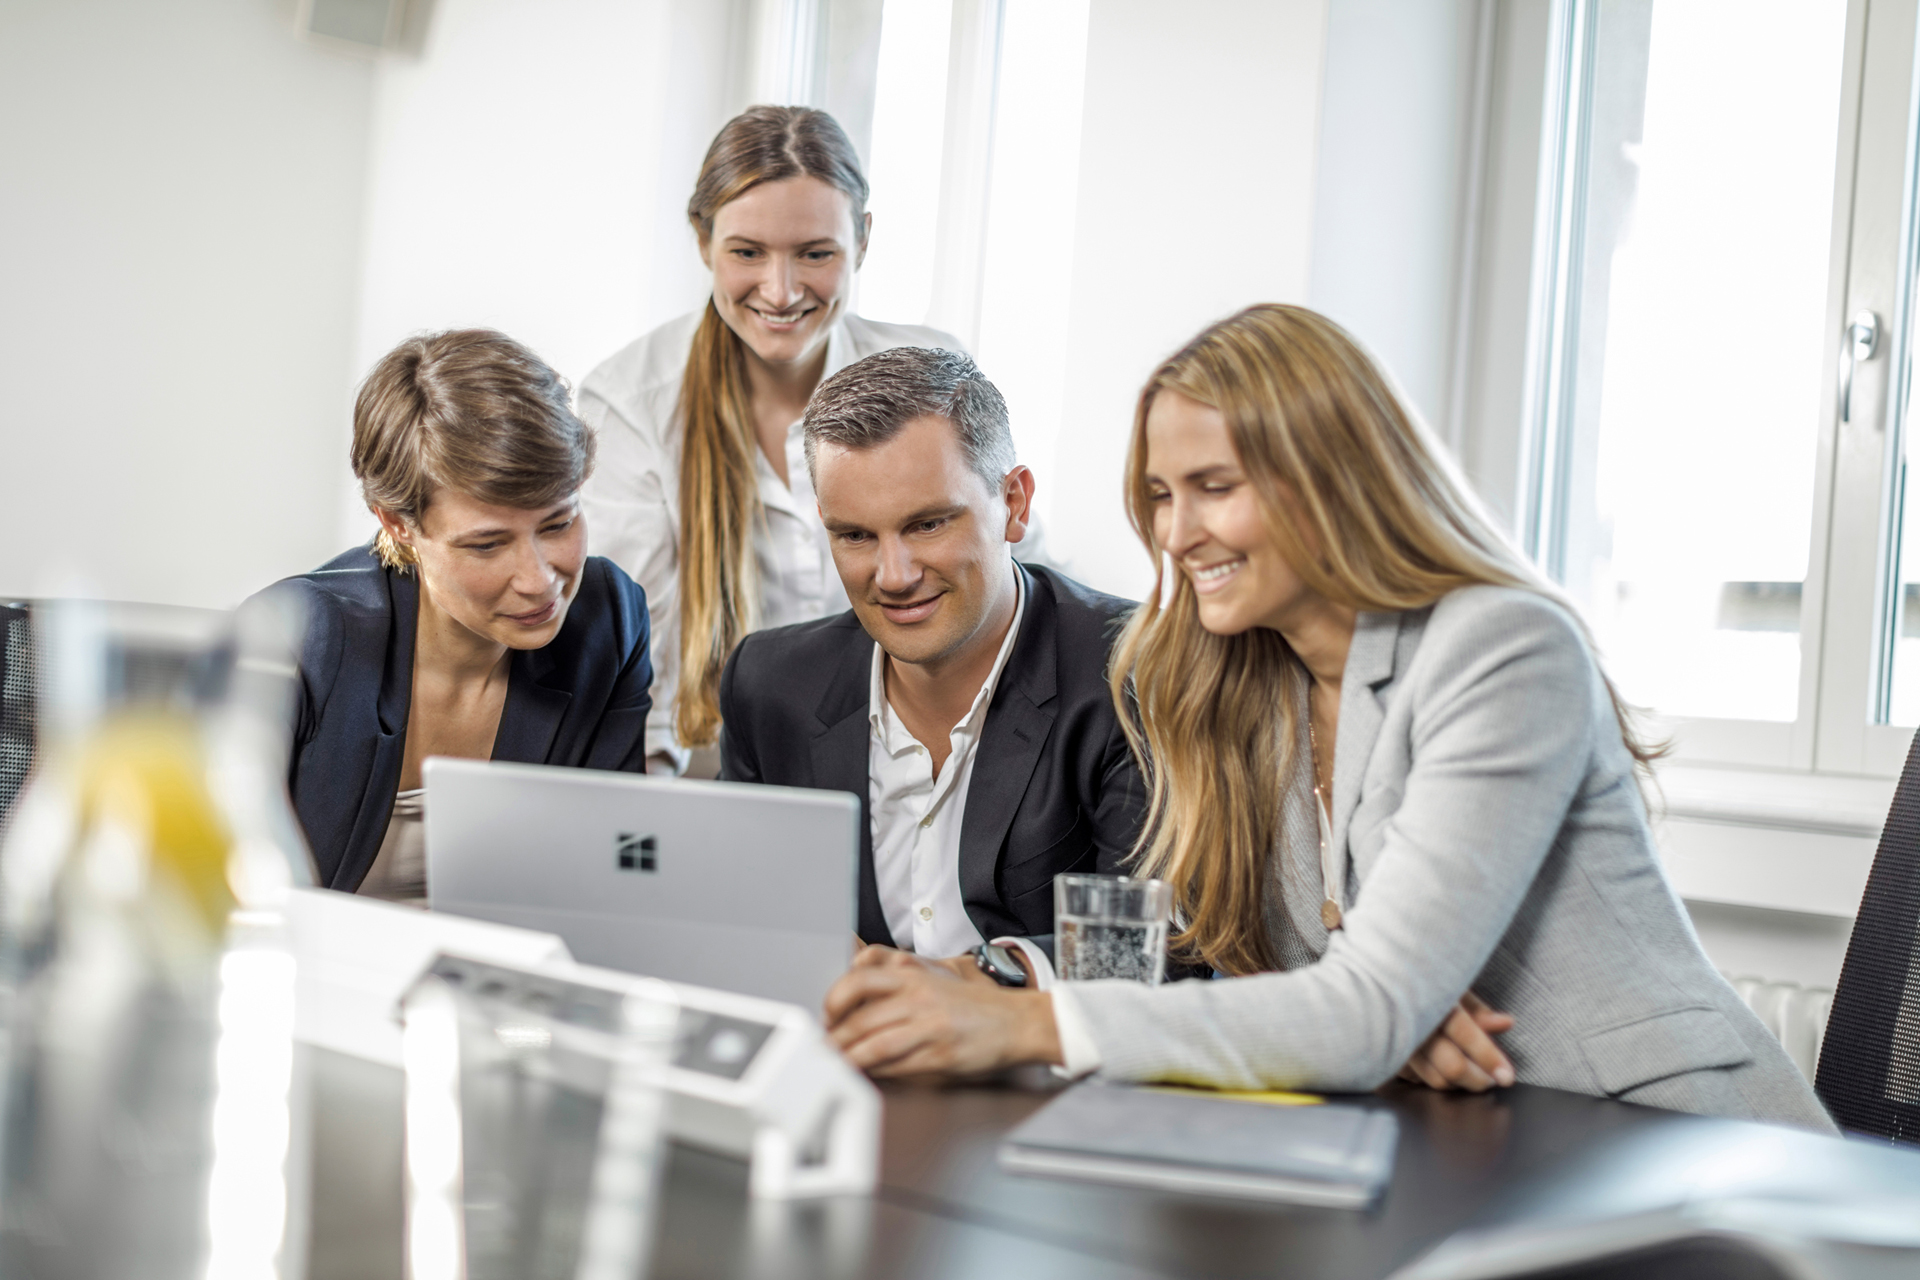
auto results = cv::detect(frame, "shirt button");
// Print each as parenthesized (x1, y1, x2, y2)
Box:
(919, 814, 934, 828)
(918, 907, 933, 922)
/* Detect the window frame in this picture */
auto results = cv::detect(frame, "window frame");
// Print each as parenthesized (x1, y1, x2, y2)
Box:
(1517, 0, 1920, 779)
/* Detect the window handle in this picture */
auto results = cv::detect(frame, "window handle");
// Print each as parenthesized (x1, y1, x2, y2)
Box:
(1842, 309, 1880, 424)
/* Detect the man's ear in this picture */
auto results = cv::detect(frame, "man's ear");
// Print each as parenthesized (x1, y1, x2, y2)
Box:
(1001, 465, 1036, 546)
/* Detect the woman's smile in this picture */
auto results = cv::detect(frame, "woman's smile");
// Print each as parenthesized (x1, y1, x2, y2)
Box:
(1188, 557, 1246, 594)
(749, 302, 817, 330)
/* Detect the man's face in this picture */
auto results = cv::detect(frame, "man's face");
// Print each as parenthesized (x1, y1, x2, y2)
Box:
(814, 415, 1032, 671)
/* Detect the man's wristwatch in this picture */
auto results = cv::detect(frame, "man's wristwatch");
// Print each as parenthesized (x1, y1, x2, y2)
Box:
(973, 942, 1030, 988)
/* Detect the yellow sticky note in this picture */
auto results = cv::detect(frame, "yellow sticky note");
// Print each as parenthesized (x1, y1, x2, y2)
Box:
(1142, 1084, 1324, 1107)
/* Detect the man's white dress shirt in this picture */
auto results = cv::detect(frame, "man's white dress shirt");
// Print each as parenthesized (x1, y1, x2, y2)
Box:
(867, 573, 1026, 958)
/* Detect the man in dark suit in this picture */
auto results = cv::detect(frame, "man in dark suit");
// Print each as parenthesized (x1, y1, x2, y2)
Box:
(718, 346, 1143, 998)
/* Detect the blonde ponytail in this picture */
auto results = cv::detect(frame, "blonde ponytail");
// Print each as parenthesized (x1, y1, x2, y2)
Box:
(672, 105, 870, 747)
(674, 301, 762, 746)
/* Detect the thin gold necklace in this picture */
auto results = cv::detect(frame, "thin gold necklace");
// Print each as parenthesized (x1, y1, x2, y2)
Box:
(1306, 702, 1343, 931)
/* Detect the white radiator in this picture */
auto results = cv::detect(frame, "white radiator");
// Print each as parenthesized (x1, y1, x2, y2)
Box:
(1723, 973, 1833, 1083)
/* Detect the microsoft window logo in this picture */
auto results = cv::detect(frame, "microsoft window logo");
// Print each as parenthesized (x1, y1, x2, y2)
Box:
(616, 833, 657, 872)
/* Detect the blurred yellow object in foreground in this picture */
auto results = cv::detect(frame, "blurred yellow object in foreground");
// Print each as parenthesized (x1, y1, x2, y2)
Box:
(74, 710, 237, 940)
(0, 596, 308, 1280)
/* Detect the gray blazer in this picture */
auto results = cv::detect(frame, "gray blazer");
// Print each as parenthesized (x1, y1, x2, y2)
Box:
(1065, 586, 1835, 1131)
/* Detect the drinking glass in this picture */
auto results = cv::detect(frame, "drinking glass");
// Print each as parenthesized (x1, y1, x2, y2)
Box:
(0, 597, 310, 1280)
(1053, 874, 1173, 985)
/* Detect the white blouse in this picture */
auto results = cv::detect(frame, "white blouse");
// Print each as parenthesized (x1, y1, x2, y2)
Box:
(576, 310, 967, 773)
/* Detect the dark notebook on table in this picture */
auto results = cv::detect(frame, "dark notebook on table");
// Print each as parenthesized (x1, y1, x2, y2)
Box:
(999, 1080, 1399, 1208)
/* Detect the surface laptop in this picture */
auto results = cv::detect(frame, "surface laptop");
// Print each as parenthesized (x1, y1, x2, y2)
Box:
(424, 758, 860, 1012)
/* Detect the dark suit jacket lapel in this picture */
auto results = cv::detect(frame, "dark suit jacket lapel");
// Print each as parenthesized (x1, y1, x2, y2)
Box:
(493, 644, 573, 764)
(338, 567, 417, 891)
(958, 566, 1057, 936)
(810, 629, 892, 946)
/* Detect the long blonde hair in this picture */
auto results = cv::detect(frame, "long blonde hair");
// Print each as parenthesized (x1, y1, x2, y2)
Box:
(675, 106, 869, 747)
(1109, 304, 1660, 975)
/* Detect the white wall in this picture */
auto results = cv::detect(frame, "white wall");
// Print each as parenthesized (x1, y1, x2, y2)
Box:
(0, 0, 374, 608)
(351, 0, 745, 403)
(0, 0, 772, 592)
(0, 0, 1349, 611)
(345, 0, 746, 543)
(973, 0, 1092, 532)
(1037, 0, 1502, 599)
(1684, 902, 1852, 993)
(1048, 0, 1332, 600)
(1309, 0, 1485, 435)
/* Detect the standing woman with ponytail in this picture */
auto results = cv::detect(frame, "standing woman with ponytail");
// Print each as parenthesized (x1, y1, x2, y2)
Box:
(824, 304, 1835, 1132)
(579, 106, 960, 774)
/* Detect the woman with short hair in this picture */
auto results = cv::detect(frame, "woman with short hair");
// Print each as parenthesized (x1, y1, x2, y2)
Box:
(264, 328, 652, 900)
(577, 105, 962, 775)
(823, 304, 1834, 1131)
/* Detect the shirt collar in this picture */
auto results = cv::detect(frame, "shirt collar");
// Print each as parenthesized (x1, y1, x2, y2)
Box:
(755, 318, 853, 519)
(869, 564, 1027, 752)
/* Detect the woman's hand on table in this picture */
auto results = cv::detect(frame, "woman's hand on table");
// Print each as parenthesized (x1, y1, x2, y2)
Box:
(1399, 992, 1515, 1092)
(823, 945, 1061, 1079)
(826, 955, 1513, 1090)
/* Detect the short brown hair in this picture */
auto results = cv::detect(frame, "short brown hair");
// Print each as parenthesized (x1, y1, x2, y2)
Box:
(802, 347, 1015, 491)
(352, 329, 594, 570)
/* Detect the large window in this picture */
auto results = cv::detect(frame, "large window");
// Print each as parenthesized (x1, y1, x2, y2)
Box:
(1525, 0, 1920, 776)
(855, 0, 1091, 527)
(859, 0, 954, 327)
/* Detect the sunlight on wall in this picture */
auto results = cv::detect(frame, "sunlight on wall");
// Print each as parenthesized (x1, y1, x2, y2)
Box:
(976, 0, 1094, 527)
(858, 0, 955, 328)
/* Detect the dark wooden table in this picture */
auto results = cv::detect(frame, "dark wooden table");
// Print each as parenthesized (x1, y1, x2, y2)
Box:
(305, 1047, 1913, 1280)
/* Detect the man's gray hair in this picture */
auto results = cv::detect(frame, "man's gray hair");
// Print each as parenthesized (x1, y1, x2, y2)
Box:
(802, 347, 1016, 491)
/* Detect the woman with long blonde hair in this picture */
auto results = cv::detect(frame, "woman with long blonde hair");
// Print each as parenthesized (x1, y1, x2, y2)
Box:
(823, 304, 1832, 1129)
(577, 106, 959, 773)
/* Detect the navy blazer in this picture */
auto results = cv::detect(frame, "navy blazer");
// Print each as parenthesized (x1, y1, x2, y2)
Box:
(716, 563, 1144, 951)
(263, 544, 654, 891)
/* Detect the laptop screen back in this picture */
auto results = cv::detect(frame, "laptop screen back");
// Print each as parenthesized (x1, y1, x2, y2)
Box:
(424, 759, 859, 1013)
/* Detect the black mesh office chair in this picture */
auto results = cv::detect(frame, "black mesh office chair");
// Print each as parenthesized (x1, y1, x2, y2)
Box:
(1814, 730, 1920, 1143)
(0, 603, 35, 834)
